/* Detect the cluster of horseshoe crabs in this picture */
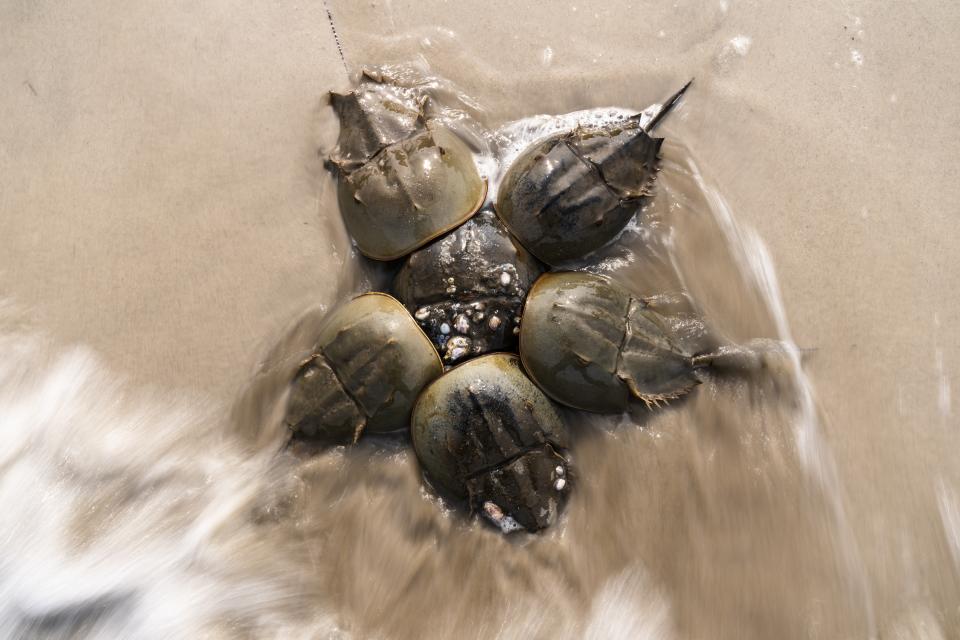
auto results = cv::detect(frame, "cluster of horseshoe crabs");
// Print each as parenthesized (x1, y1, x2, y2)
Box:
(284, 69, 779, 534)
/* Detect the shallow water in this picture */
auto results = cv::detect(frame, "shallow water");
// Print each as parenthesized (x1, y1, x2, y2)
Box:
(2, 2, 959, 639)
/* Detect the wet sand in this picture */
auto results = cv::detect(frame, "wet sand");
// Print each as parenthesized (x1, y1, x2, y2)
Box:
(2, 1, 959, 637)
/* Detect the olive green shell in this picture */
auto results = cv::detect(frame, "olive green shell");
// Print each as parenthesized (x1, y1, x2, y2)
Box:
(337, 127, 485, 261)
(328, 73, 486, 261)
(328, 77, 425, 173)
(520, 272, 701, 413)
(495, 122, 662, 266)
(284, 293, 443, 443)
(393, 210, 543, 363)
(411, 353, 571, 532)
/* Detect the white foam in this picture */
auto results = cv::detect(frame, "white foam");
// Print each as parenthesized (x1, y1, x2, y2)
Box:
(936, 348, 952, 417)
(0, 314, 335, 638)
(730, 35, 752, 56)
(583, 568, 674, 640)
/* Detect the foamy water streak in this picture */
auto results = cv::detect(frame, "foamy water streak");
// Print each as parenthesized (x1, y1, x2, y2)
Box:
(938, 481, 960, 573)
(684, 159, 878, 637)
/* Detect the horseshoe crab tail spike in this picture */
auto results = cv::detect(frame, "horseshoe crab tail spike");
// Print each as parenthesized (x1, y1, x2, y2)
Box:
(691, 338, 799, 377)
(643, 78, 693, 132)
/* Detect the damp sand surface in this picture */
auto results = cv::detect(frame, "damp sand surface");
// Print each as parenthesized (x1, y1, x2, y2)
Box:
(1, 1, 959, 638)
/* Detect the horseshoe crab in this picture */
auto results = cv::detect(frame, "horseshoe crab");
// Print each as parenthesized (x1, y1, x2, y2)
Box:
(284, 293, 443, 443)
(495, 81, 690, 266)
(393, 209, 543, 364)
(519, 271, 795, 413)
(411, 353, 572, 533)
(519, 271, 712, 413)
(327, 72, 486, 261)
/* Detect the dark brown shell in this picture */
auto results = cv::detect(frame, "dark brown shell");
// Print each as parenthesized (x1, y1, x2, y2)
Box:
(411, 354, 571, 533)
(496, 121, 662, 266)
(393, 210, 543, 364)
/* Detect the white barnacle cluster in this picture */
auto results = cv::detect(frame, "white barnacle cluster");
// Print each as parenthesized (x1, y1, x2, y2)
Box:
(419, 294, 526, 364)
(442, 302, 488, 363)
(495, 263, 520, 294)
(553, 464, 567, 491)
(445, 335, 471, 362)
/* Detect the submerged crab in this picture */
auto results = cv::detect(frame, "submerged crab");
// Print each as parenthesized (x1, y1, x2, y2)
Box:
(281, 69, 779, 533)
(412, 353, 571, 533)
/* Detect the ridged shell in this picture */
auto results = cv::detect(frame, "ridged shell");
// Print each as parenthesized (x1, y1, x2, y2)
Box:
(284, 293, 443, 443)
(337, 128, 485, 261)
(328, 72, 486, 261)
(328, 76, 425, 172)
(520, 272, 703, 413)
(496, 122, 662, 266)
(411, 354, 571, 532)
